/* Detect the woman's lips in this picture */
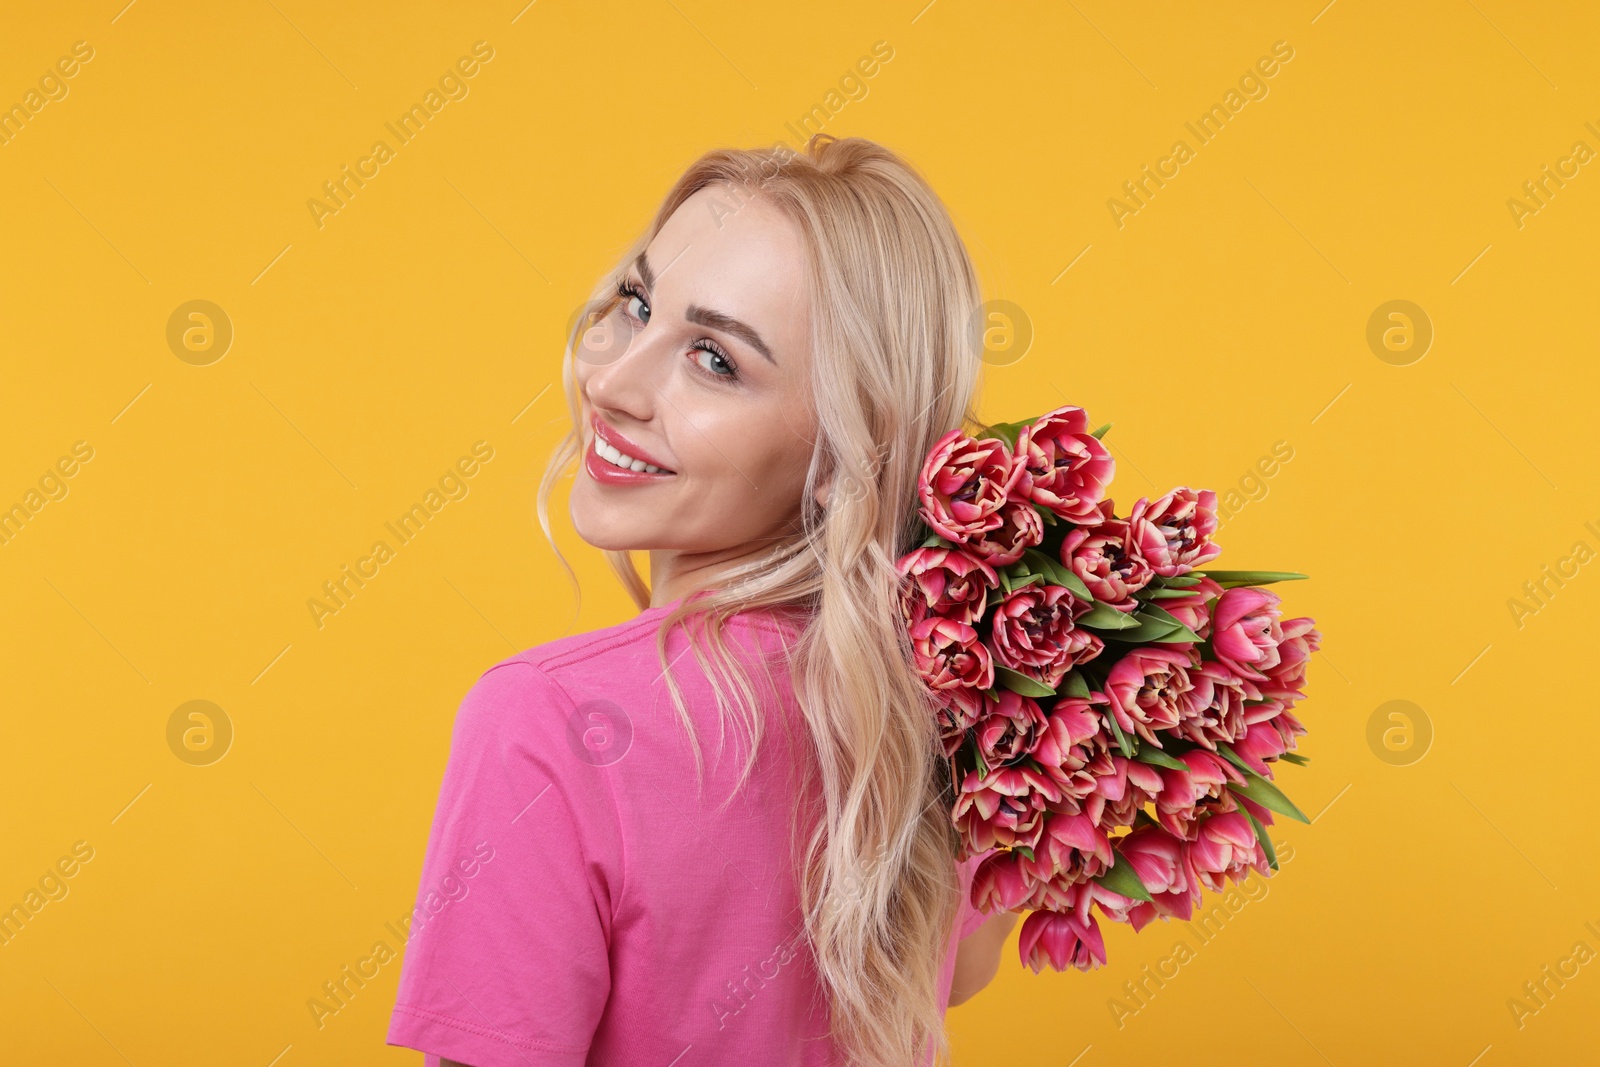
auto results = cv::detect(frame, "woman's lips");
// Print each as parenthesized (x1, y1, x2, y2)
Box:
(591, 414, 676, 472)
(584, 433, 678, 485)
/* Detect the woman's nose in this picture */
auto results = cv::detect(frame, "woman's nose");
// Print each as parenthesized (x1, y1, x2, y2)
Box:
(581, 312, 664, 415)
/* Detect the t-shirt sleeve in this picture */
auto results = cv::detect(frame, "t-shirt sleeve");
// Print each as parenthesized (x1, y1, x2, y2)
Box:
(387, 659, 620, 1067)
(957, 847, 1000, 940)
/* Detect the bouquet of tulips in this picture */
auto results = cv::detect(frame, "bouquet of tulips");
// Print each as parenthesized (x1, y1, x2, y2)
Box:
(896, 405, 1319, 973)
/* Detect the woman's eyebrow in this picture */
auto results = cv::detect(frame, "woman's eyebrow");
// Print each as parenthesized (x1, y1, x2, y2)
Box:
(686, 305, 776, 365)
(634, 250, 777, 366)
(634, 251, 656, 292)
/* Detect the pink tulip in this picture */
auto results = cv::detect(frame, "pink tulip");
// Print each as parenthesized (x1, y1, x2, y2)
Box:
(934, 702, 977, 758)
(989, 584, 1104, 690)
(1242, 702, 1308, 766)
(1094, 852, 1202, 930)
(1082, 828, 1193, 931)
(917, 430, 1023, 544)
(1231, 718, 1290, 775)
(909, 614, 994, 693)
(1020, 811, 1113, 887)
(1018, 909, 1106, 973)
(1059, 508, 1154, 612)
(1103, 645, 1200, 747)
(897, 546, 998, 628)
(951, 764, 1061, 853)
(966, 498, 1044, 568)
(1273, 707, 1308, 749)
(944, 682, 989, 724)
(1090, 883, 1142, 925)
(1154, 749, 1245, 840)
(1185, 809, 1271, 894)
(1260, 615, 1320, 703)
(934, 683, 990, 756)
(973, 689, 1048, 766)
(1137, 884, 1201, 928)
(1153, 575, 1224, 638)
(1171, 659, 1253, 750)
(1121, 826, 1201, 930)
(1012, 405, 1116, 525)
(1127, 487, 1222, 577)
(971, 849, 1036, 912)
(1019, 868, 1082, 914)
(1036, 863, 1100, 921)
(1029, 697, 1111, 805)
(1117, 825, 1189, 898)
(1210, 587, 1285, 683)
(1085, 754, 1163, 830)
(1275, 715, 1308, 763)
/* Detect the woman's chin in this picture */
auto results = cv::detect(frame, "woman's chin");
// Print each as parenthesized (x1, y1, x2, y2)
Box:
(569, 498, 649, 552)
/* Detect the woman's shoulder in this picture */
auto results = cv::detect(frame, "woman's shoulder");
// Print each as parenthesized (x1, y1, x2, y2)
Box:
(517, 599, 804, 678)
(453, 601, 805, 746)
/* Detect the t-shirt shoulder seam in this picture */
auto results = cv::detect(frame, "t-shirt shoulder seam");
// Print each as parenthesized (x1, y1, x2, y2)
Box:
(391, 1002, 589, 1054)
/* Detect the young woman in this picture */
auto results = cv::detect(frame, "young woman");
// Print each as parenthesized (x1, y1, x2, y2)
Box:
(386, 133, 1016, 1067)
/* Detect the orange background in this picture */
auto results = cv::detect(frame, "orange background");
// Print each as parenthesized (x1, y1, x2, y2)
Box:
(2, 1, 1596, 1064)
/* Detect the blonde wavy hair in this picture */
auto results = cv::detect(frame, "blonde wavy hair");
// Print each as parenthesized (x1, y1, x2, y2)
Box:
(537, 133, 987, 1067)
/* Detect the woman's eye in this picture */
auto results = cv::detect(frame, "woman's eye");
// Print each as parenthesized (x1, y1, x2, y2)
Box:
(691, 345, 736, 379)
(626, 294, 649, 324)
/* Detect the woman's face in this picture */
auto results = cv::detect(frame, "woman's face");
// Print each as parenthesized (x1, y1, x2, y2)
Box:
(570, 183, 817, 593)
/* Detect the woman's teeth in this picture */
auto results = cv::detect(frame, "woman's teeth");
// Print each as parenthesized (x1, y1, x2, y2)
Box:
(597, 436, 670, 474)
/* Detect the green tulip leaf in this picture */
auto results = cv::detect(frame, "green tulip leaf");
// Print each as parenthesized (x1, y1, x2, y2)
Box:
(1104, 710, 1136, 759)
(1278, 752, 1311, 767)
(996, 568, 1034, 596)
(994, 665, 1056, 698)
(1190, 570, 1308, 587)
(1022, 548, 1093, 601)
(1134, 747, 1189, 772)
(1100, 624, 1169, 643)
(1059, 671, 1091, 699)
(1242, 805, 1280, 871)
(1215, 744, 1255, 776)
(1055, 570, 1094, 602)
(1221, 753, 1310, 824)
(1137, 602, 1186, 628)
(1102, 613, 1196, 643)
(1093, 850, 1153, 902)
(1133, 603, 1203, 643)
(1077, 603, 1141, 630)
(1089, 423, 1112, 440)
(983, 421, 1025, 448)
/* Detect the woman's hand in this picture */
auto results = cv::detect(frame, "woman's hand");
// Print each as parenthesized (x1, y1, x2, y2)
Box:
(948, 908, 1020, 1006)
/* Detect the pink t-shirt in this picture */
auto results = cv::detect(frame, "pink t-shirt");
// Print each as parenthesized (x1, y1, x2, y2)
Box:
(386, 597, 992, 1066)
